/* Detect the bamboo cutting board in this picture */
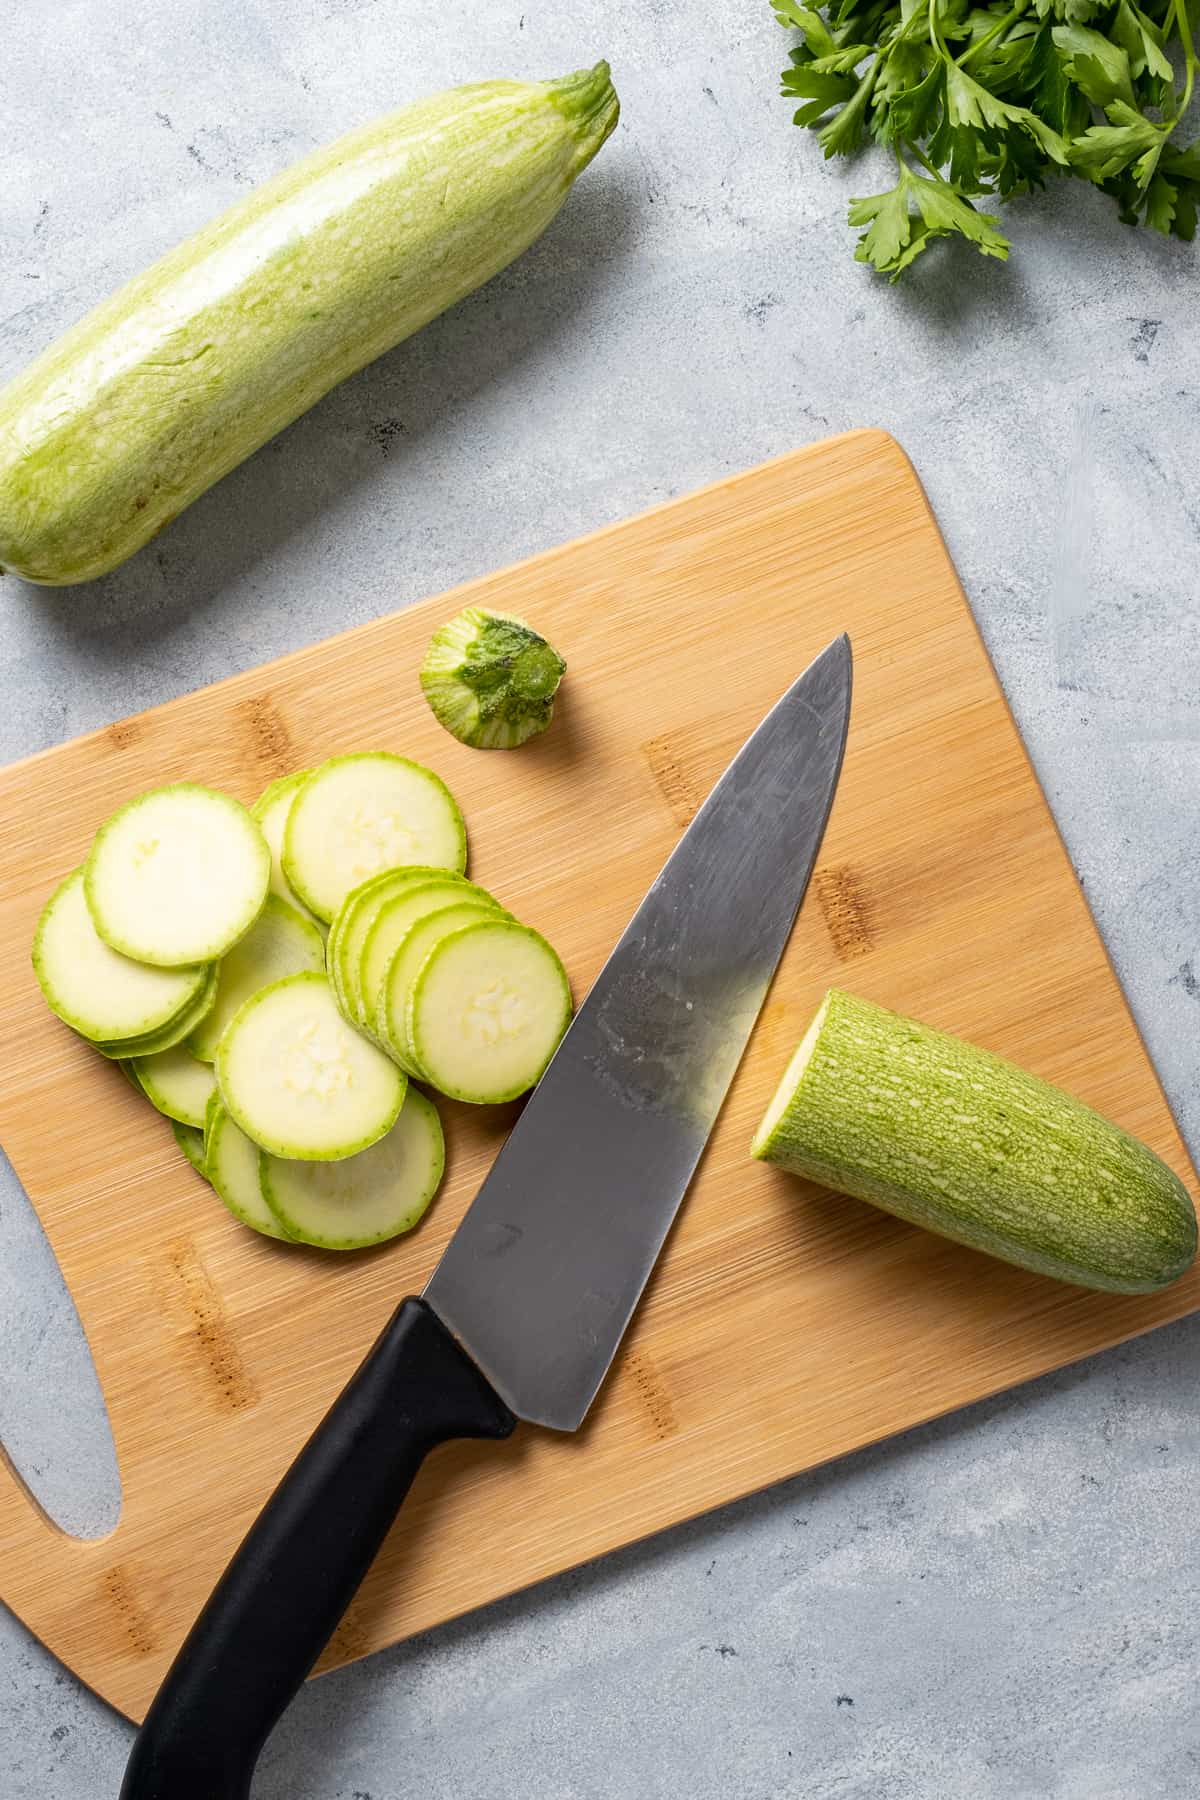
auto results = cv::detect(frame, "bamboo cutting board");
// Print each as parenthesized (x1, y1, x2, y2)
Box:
(2, 430, 1197, 1723)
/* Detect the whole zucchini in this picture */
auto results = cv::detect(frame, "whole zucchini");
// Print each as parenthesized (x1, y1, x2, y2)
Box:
(0, 64, 618, 586)
(752, 988, 1197, 1295)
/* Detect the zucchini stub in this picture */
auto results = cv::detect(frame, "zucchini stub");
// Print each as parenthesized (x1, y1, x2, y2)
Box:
(421, 607, 566, 749)
(752, 989, 1197, 1295)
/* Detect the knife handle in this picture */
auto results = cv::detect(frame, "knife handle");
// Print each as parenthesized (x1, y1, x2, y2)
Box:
(119, 1296, 515, 1800)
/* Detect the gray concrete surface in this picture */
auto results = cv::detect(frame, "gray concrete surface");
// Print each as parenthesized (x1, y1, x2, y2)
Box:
(3, 1, 1200, 1795)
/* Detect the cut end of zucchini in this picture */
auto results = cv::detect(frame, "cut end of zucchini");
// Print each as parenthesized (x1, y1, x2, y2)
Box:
(85, 783, 271, 967)
(420, 607, 566, 750)
(409, 919, 572, 1104)
(261, 1086, 444, 1250)
(283, 754, 467, 921)
(753, 988, 1199, 1296)
(216, 970, 406, 1160)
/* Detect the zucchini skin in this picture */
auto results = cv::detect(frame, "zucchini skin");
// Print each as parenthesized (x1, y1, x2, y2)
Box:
(752, 988, 1197, 1295)
(0, 64, 618, 586)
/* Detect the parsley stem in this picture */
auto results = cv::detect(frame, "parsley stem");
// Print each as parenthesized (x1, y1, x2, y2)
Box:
(1173, 0, 1197, 120)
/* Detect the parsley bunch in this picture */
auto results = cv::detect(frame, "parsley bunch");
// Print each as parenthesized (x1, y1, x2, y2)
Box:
(773, 0, 1200, 274)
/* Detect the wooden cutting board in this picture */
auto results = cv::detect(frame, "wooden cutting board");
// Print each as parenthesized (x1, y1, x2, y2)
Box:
(2, 429, 1196, 1723)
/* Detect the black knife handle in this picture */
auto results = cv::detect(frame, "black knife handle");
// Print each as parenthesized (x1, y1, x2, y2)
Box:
(119, 1296, 515, 1800)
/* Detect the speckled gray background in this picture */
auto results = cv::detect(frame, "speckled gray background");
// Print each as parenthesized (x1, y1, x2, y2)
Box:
(3, 2, 1200, 1796)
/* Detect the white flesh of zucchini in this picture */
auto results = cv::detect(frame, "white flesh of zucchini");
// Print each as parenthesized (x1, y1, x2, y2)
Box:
(282, 754, 466, 922)
(189, 894, 326, 1062)
(261, 1087, 444, 1250)
(94, 962, 220, 1058)
(216, 971, 406, 1159)
(251, 771, 323, 930)
(133, 1045, 218, 1129)
(357, 878, 501, 1037)
(33, 869, 208, 1042)
(85, 784, 271, 966)
(381, 901, 500, 1073)
(409, 920, 571, 1103)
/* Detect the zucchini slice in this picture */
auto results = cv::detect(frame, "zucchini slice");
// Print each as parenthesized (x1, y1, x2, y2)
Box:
(356, 878, 502, 1038)
(33, 869, 209, 1042)
(206, 1101, 292, 1241)
(380, 900, 500, 1073)
(188, 894, 326, 1062)
(408, 919, 572, 1103)
(133, 1045, 218, 1129)
(282, 754, 466, 923)
(251, 770, 322, 930)
(93, 963, 219, 1059)
(751, 989, 1198, 1296)
(172, 1118, 210, 1179)
(85, 784, 271, 967)
(328, 866, 454, 1016)
(216, 971, 406, 1159)
(261, 1087, 444, 1250)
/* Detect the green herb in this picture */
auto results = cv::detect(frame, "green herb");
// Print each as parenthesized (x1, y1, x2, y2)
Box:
(772, 0, 1199, 275)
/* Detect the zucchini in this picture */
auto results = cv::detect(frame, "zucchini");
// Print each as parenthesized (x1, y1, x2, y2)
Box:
(216, 971, 406, 1159)
(0, 65, 619, 586)
(329, 865, 463, 1015)
(751, 989, 1198, 1295)
(206, 1101, 292, 1241)
(261, 1087, 444, 1250)
(93, 963, 220, 1058)
(133, 1044, 218, 1129)
(408, 918, 572, 1103)
(188, 893, 326, 1062)
(251, 771, 322, 931)
(420, 607, 566, 749)
(380, 900, 501, 1073)
(85, 784, 270, 967)
(172, 1118, 210, 1180)
(283, 754, 466, 923)
(356, 877, 503, 1039)
(33, 868, 209, 1042)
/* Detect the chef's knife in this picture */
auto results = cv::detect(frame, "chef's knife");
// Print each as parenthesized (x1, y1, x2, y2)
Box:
(120, 633, 852, 1800)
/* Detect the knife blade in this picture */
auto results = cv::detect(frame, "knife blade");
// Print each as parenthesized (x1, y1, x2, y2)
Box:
(427, 630, 853, 1429)
(120, 633, 852, 1800)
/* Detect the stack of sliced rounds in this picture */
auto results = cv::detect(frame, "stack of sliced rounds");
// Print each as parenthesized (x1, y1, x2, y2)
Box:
(283, 753, 466, 923)
(32, 753, 574, 1248)
(327, 868, 573, 1104)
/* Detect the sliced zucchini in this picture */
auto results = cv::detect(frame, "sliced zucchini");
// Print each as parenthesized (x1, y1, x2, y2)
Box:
(33, 869, 209, 1042)
(421, 606, 566, 750)
(327, 867, 445, 1015)
(216, 971, 406, 1159)
(188, 894, 326, 1062)
(93, 963, 219, 1058)
(356, 877, 502, 1038)
(251, 770, 322, 931)
(408, 919, 572, 1103)
(282, 753, 466, 923)
(133, 1044, 218, 1129)
(261, 1087, 444, 1250)
(85, 783, 271, 966)
(381, 901, 501, 1073)
(172, 1118, 209, 1179)
(206, 1101, 291, 1241)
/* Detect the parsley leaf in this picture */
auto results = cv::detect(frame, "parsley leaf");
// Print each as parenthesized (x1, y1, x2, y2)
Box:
(773, 0, 1200, 275)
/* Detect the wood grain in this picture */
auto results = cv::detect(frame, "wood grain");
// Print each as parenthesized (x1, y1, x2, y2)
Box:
(1, 430, 1195, 1722)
